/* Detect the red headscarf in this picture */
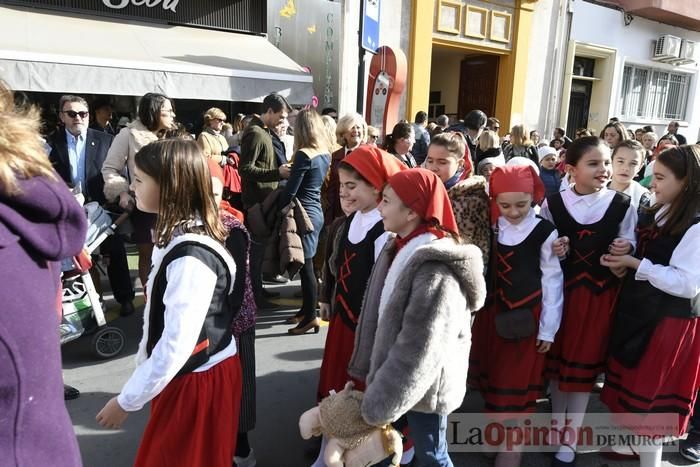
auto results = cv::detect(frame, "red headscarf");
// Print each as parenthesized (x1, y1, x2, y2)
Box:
(207, 159, 244, 222)
(488, 165, 544, 223)
(386, 168, 459, 238)
(343, 145, 406, 192)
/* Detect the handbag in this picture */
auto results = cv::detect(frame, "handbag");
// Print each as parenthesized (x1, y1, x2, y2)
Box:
(494, 307, 536, 340)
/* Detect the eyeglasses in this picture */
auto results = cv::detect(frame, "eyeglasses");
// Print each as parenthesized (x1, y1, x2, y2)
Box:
(62, 110, 89, 119)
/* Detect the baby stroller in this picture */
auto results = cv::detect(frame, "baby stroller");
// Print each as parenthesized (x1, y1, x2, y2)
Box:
(60, 202, 129, 359)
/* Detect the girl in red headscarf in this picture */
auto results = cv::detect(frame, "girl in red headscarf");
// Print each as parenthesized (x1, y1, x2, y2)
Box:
(311, 145, 405, 466)
(347, 168, 487, 467)
(468, 165, 564, 466)
(316, 146, 405, 401)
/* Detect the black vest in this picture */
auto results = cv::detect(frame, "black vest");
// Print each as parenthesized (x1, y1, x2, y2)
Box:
(334, 214, 385, 330)
(610, 214, 700, 368)
(494, 218, 556, 310)
(547, 191, 630, 293)
(147, 241, 236, 377)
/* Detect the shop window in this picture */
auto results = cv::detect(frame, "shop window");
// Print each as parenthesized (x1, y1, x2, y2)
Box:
(619, 64, 690, 120)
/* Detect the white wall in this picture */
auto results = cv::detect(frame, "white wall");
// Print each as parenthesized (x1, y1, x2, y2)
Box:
(570, 0, 700, 143)
(337, 0, 411, 118)
(522, 0, 570, 139)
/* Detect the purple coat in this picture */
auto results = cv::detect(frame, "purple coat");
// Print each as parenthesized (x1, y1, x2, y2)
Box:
(0, 174, 86, 466)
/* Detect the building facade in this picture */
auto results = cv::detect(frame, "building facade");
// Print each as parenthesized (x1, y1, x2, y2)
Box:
(560, 0, 700, 142)
(330, 0, 563, 134)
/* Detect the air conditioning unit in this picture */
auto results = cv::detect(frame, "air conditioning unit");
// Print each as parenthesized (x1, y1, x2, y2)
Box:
(653, 35, 682, 62)
(678, 40, 699, 65)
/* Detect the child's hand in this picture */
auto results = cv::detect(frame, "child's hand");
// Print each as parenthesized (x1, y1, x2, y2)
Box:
(609, 265, 628, 279)
(609, 238, 632, 256)
(600, 254, 641, 271)
(96, 397, 129, 429)
(552, 236, 569, 258)
(536, 340, 552, 353)
(319, 302, 330, 321)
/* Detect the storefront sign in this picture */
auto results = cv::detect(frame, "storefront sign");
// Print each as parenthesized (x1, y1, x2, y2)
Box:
(102, 0, 179, 13)
(0, 0, 266, 33)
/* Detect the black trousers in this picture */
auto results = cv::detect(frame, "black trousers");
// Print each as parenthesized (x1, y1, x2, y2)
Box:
(100, 235, 135, 305)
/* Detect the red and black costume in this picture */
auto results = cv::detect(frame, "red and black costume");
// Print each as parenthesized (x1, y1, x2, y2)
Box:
(317, 213, 385, 400)
(601, 213, 700, 436)
(470, 219, 556, 412)
(545, 191, 631, 392)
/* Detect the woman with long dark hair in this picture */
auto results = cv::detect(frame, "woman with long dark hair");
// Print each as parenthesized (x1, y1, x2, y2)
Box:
(102, 92, 177, 288)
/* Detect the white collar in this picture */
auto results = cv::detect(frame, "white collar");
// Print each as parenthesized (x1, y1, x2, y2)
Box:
(354, 207, 382, 225)
(497, 208, 537, 232)
(566, 186, 609, 206)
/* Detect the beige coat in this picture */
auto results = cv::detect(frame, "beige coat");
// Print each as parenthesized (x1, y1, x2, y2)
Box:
(197, 130, 229, 163)
(101, 120, 159, 202)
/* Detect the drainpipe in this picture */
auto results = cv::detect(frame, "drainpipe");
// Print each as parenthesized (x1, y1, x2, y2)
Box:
(545, 0, 574, 137)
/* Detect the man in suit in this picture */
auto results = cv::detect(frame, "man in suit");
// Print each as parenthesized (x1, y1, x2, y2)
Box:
(48, 95, 135, 318)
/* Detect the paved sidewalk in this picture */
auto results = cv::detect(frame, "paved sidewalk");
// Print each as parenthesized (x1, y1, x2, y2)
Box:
(63, 280, 694, 466)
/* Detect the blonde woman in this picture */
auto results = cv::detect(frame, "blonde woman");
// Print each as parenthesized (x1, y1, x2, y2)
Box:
(0, 81, 86, 466)
(197, 107, 229, 165)
(477, 129, 506, 164)
(322, 112, 368, 227)
(279, 109, 331, 335)
(503, 124, 539, 165)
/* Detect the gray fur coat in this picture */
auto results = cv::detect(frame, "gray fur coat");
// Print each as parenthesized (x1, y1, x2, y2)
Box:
(348, 233, 486, 426)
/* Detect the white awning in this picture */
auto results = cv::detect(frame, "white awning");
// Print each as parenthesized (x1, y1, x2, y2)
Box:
(0, 5, 314, 104)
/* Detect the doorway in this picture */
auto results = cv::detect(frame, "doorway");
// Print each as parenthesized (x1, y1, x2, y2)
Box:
(566, 79, 592, 137)
(458, 55, 499, 119)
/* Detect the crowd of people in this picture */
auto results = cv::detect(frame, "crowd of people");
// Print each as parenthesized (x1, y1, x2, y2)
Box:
(0, 76, 699, 467)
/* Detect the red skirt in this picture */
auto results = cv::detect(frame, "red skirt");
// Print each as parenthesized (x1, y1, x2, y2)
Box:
(468, 302, 546, 412)
(134, 355, 242, 467)
(601, 317, 700, 437)
(317, 314, 365, 401)
(545, 285, 619, 392)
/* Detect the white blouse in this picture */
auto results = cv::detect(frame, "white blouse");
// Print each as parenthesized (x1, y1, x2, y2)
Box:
(610, 180, 649, 210)
(635, 206, 700, 299)
(118, 236, 237, 412)
(540, 187, 638, 249)
(347, 208, 390, 261)
(497, 209, 563, 342)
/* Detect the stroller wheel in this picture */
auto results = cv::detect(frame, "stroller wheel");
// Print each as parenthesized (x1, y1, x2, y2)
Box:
(91, 326, 126, 359)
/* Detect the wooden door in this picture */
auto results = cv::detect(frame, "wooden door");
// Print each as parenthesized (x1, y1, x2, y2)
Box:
(458, 55, 499, 119)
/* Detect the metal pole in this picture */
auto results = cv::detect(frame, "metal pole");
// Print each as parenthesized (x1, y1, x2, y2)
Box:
(356, 0, 365, 115)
